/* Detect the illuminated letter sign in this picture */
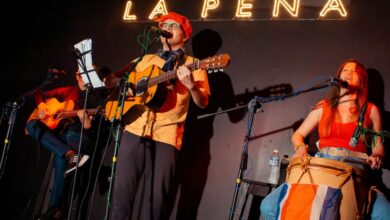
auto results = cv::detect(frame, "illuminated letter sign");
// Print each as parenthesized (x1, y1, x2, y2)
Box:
(235, 0, 253, 18)
(273, 0, 301, 17)
(123, 1, 136, 21)
(201, 0, 220, 18)
(122, 0, 350, 21)
(320, 0, 347, 17)
(148, 0, 168, 20)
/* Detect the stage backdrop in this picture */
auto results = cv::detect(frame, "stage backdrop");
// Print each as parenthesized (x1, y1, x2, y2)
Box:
(1, 0, 389, 219)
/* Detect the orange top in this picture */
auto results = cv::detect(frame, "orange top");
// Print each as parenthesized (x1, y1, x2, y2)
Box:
(318, 101, 373, 153)
(124, 54, 210, 150)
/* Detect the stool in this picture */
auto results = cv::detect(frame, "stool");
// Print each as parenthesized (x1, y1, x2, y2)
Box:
(239, 179, 276, 220)
(238, 158, 289, 219)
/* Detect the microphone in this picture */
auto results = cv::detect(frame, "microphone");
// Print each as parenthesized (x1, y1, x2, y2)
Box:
(148, 26, 173, 39)
(349, 126, 361, 147)
(330, 77, 349, 88)
(349, 103, 368, 147)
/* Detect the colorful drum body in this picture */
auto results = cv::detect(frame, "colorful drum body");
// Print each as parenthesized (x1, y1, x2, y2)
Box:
(286, 157, 368, 220)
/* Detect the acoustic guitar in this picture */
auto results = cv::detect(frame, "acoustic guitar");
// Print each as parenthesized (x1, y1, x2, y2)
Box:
(105, 53, 231, 121)
(27, 98, 101, 130)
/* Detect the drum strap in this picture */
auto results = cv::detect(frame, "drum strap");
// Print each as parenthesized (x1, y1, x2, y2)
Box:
(306, 164, 351, 188)
(291, 157, 352, 188)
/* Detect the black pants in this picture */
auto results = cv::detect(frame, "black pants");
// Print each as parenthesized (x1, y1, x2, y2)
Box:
(110, 131, 178, 220)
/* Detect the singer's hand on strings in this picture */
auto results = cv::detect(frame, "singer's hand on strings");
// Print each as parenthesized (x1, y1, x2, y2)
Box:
(177, 65, 194, 90)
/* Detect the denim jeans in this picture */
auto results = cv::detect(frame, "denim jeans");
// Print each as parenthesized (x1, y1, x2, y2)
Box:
(26, 119, 87, 208)
(260, 152, 390, 220)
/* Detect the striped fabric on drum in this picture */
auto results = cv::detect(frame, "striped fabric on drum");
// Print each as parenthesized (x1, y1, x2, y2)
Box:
(276, 183, 341, 220)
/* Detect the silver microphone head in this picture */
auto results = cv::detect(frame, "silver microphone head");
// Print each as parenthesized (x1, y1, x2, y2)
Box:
(349, 137, 358, 147)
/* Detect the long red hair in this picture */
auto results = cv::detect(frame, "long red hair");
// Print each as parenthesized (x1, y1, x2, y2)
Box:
(319, 59, 368, 137)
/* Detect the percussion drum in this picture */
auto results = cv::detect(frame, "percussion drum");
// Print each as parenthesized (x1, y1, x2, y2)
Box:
(286, 156, 368, 220)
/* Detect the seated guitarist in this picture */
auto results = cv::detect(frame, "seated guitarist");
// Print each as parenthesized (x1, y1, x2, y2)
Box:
(110, 12, 210, 220)
(25, 69, 107, 219)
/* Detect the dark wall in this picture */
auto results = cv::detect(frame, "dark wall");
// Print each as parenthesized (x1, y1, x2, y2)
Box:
(1, 0, 390, 219)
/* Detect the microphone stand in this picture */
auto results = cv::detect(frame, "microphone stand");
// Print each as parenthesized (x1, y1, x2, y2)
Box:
(68, 50, 94, 220)
(224, 79, 337, 220)
(0, 101, 21, 180)
(103, 29, 161, 220)
(228, 98, 261, 220)
(0, 77, 54, 180)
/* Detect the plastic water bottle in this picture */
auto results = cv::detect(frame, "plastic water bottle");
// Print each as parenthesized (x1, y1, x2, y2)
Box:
(268, 149, 280, 184)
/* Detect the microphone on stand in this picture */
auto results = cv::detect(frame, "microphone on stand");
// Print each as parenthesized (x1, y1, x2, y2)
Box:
(148, 26, 173, 39)
(329, 77, 349, 88)
(349, 103, 367, 147)
(349, 125, 361, 147)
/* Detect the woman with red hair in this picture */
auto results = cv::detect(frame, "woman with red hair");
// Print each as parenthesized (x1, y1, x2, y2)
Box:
(260, 60, 390, 219)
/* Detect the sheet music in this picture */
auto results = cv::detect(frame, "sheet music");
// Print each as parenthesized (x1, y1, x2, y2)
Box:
(74, 38, 105, 88)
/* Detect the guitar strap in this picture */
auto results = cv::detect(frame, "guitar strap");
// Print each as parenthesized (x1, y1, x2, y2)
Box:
(172, 53, 187, 86)
(159, 49, 187, 86)
(177, 53, 187, 67)
(160, 49, 185, 71)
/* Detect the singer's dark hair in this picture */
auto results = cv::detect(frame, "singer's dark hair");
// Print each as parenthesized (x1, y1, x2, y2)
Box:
(320, 59, 368, 137)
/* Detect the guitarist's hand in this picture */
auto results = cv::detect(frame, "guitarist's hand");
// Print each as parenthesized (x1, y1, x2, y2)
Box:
(37, 102, 49, 120)
(77, 110, 93, 129)
(177, 66, 195, 90)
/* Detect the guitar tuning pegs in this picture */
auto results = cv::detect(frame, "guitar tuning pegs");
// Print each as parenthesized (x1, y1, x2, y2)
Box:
(219, 68, 224, 72)
(213, 69, 219, 73)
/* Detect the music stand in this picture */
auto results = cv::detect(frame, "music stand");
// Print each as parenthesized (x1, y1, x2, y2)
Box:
(74, 38, 105, 89)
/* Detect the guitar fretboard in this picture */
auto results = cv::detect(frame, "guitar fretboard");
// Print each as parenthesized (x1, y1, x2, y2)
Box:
(56, 109, 99, 118)
(147, 60, 200, 87)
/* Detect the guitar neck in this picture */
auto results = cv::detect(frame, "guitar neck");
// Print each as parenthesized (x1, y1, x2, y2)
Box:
(147, 61, 200, 87)
(57, 109, 99, 118)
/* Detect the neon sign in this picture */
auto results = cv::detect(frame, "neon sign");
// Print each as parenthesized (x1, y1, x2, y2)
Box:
(272, 0, 301, 17)
(201, 0, 220, 18)
(320, 0, 348, 17)
(235, 0, 253, 18)
(123, 0, 349, 22)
